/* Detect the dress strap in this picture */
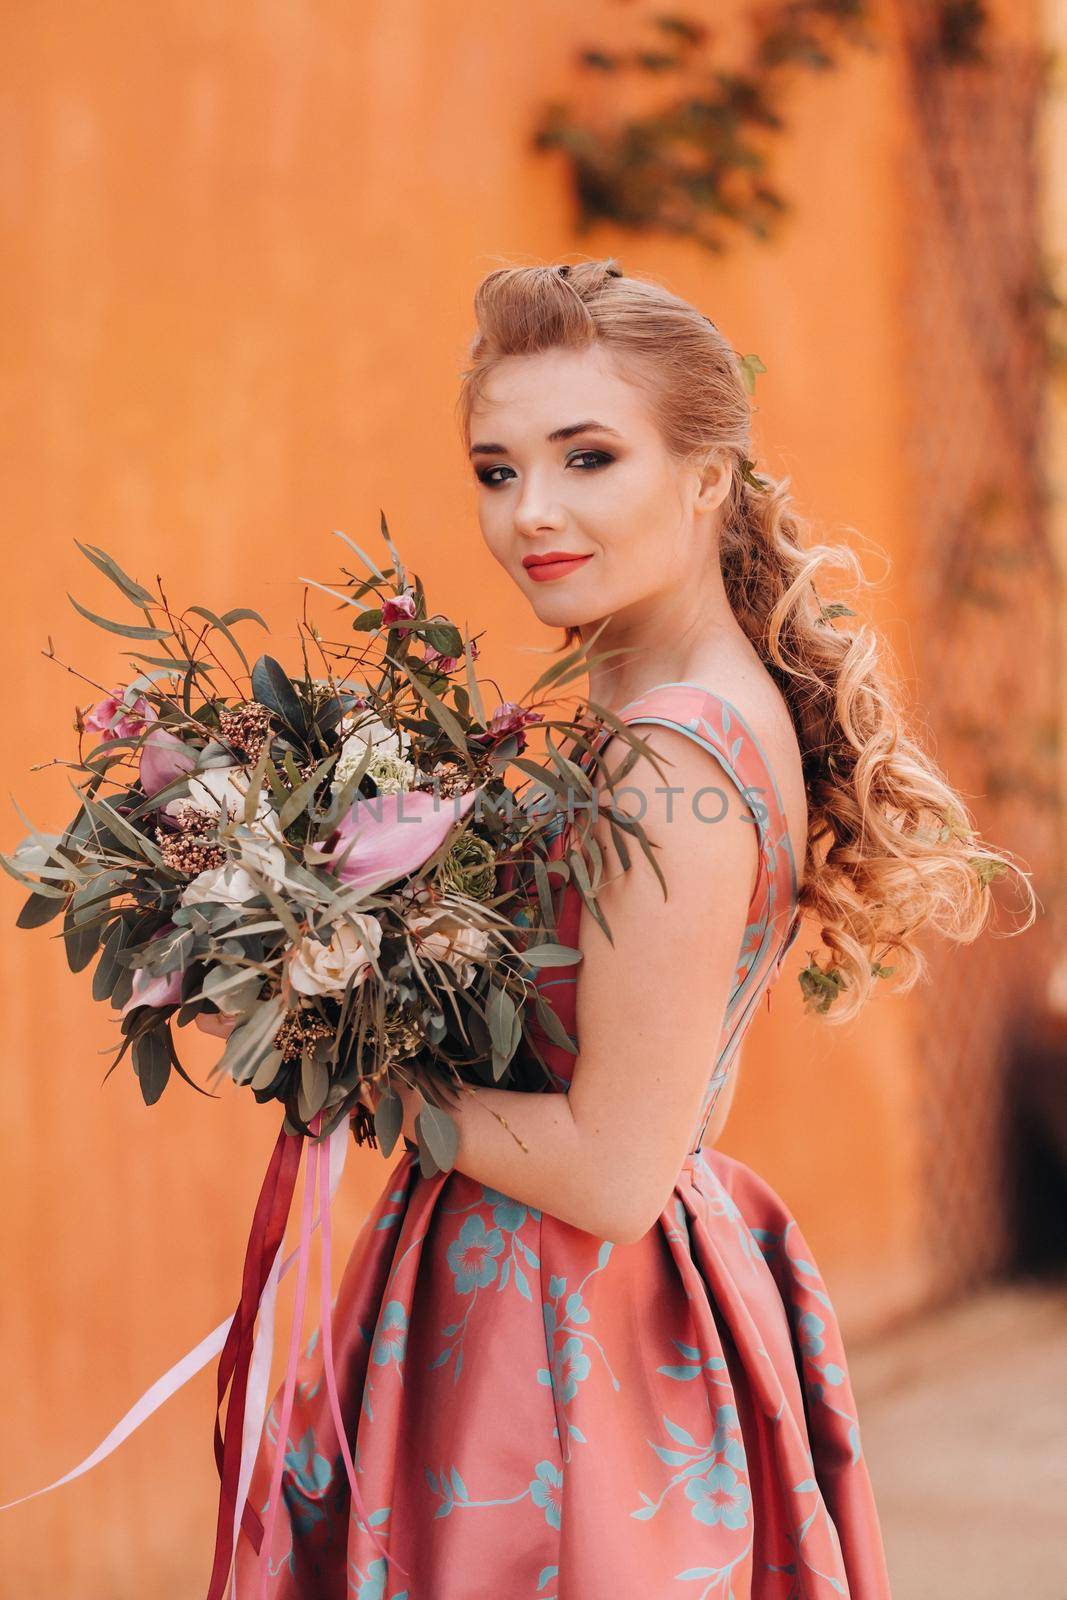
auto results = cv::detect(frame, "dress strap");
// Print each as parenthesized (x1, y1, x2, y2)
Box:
(583, 681, 801, 946)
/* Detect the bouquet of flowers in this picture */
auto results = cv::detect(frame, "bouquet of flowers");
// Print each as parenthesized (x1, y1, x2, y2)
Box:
(4, 520, 664, 1181)
(1, 519, 675, 1593)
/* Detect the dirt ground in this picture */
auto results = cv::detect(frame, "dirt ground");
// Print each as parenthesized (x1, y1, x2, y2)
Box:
(847, 1274, 1067, 1600)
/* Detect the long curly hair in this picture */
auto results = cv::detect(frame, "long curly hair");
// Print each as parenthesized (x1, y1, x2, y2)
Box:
(454, 256, 1037, 1022)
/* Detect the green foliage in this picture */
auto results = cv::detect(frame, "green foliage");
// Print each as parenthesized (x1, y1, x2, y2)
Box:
(534, 2, 882, 253)
(8, 525, 665, 1171)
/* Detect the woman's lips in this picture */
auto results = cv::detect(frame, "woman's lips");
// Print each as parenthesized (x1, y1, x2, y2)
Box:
(523, 554, 593, 583)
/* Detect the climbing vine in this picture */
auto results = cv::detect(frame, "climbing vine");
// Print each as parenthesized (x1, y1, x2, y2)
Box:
(533, 1, 994, 253)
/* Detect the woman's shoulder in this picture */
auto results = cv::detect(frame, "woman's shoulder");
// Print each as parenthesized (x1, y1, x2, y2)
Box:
(611, 672, 807, 902)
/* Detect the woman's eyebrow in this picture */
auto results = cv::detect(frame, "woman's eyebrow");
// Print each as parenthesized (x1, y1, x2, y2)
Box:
(469, 420, 624, 458)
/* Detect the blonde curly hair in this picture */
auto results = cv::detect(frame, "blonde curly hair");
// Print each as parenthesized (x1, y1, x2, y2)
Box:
(454, 256, 1038, 1022)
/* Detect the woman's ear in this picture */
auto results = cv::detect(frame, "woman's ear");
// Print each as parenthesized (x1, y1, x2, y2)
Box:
(694, 451, 733, 515)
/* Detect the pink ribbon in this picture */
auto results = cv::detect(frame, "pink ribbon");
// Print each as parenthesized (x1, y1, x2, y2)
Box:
(207, 1124, 304, 1597)
(0, 1109, 405, 1592)
(254, 1115, 320, 1597)
(315, 1127, 406, 1577)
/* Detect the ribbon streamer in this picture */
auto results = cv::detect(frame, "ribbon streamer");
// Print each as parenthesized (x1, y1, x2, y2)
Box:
(315, 1126, 406, 1577)
(0, 1115, 351, 1559)
(206, 1123, 304, 1597)
(228, 1116, 349, 1599)
(254, 1114, 320, 1599)
(0, 1108, 401, 1593)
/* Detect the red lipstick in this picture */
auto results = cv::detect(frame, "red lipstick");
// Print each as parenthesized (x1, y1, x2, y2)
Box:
(521, 551, 593, 583)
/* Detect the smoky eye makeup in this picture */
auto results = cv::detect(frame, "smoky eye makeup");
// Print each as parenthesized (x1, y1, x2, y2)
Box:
(475, 449, 615, 487)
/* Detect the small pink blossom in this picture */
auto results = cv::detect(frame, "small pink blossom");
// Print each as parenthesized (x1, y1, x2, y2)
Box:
(478, 702, 544, 754)
(120, 963, 183, 1017)
(423, 633, 479, 674)
(139, 727, 198, 797)
(381, 590, 417, 625)
(85, 688, 158, 743)
(119, 924, 184, 1016)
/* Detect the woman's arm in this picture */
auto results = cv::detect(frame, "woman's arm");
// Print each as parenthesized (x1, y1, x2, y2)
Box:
(389, 726, 757, 1243)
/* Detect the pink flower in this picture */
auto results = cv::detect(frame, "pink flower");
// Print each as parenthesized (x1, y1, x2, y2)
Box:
(423, 634, 479, 674)
(326, 785, 482, 896)
(381, 590, 417, 625)
(476, 702, 544, 753)
(85, 688, 158, 742)
(139, 727, 198, 798)
(120, 963, 183, 1017)
(119, 924, 184, 1017)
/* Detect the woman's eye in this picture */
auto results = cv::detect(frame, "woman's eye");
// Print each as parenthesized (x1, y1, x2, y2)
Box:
(477, 465, 515, 487)
(476, 450, 613, 488)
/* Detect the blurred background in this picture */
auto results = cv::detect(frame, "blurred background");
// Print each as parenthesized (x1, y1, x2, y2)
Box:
(1, 1, 1065, 1594)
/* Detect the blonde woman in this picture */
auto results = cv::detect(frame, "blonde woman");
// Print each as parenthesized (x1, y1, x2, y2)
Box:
(235, 259, 1034, 1598)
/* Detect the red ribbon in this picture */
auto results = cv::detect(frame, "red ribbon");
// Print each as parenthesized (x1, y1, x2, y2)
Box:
(205, 1121, 303, 1598)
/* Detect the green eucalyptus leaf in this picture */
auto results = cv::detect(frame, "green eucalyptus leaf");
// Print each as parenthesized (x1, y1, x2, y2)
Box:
(0, 851, 71, 897)
(421, 621, 464, 658)
(415, 1101, 458, 1175)
(67, 592, 170, 640)
(165, 1029, 218, 1098)
(486, 984, 518, 1059)
(463, 640, 487, 730)
(519, 942, 583, 968)
(298, 1052, 330, 1120)
(199, 964, 262, 1010)
(73, 541, 158, 607)
(248, 1048, 285, 1092)
(133, 1029, 171, 1105)
(395, 660, 468, 752)
(138, 925, 194, 975)
(187, 605, 251, 671)
(78, 787, 165, 867)
(373, 1086, 404, 1157)
(111, 960, 135, 1011)
(213, 994, 285, 1085)
(529, 988, 578, 1056)
(62, 878, 115, 972)
(331, 527, 386, 580)
(220, 607, 269, 631)
(352, 608, 383, 633)
(92, 915, 130, 1001)
(299, 576, 375, 614)
(279, 752, 338, 831)
(15, 886, 70, 923)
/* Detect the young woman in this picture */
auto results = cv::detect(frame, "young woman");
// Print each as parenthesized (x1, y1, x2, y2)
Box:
(234, 259, 1034, 1598)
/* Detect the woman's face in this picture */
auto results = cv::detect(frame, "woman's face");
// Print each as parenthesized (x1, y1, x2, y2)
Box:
(468, 344, 728, 634)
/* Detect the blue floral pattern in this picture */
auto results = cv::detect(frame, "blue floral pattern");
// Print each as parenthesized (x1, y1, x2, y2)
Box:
(234, 684, 891, 1600)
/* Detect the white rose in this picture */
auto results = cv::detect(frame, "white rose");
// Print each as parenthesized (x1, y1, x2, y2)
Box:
(173, 762, 284, 843)
(407, 909, 489, 988)
(332, 712, 411, 794)
(181, 863, 262, 910)
(234, 833, 289, 890)
(287, 914, 383, 996)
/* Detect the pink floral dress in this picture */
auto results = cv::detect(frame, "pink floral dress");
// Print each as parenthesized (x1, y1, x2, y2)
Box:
(233, 682, 893, 1599)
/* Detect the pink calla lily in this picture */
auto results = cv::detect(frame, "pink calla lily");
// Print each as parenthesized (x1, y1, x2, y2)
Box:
(121, 964, 183, 1017)
(140, 727, 198, 798)
(327, 785, 482, 895)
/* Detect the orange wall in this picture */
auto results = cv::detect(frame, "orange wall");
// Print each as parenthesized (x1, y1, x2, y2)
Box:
(0, 2, 1033, 1591)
